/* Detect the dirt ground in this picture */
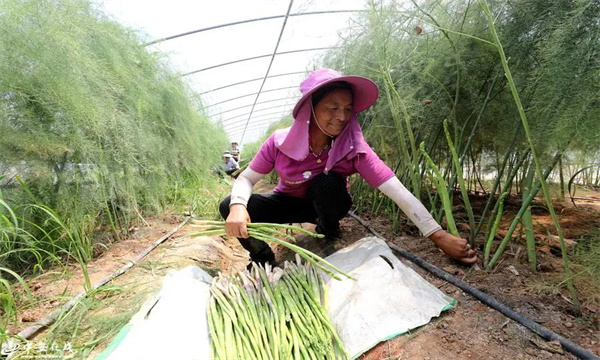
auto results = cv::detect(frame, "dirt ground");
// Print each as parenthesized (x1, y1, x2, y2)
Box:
(8, 192, 600, 359)
(342, 214, 600, 360)
(347, 191, 600, 360)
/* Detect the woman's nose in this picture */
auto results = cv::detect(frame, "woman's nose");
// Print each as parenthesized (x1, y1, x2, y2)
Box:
(335, 109, 350, 121)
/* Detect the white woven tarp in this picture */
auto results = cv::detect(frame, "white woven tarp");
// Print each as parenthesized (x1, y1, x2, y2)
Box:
(322, 236, 455, 358)
(97, 266, 213, 360)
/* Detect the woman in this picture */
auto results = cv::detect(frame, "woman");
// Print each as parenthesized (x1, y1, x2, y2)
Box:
(219, 68, 477, 267)
(221, 152, 240, 177)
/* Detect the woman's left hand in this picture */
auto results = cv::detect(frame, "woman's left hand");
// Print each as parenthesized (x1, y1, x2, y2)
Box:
(429, 230, 478, 265)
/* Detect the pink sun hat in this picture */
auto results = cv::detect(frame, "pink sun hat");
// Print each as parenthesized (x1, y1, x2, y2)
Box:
(292, 68, 379, 118)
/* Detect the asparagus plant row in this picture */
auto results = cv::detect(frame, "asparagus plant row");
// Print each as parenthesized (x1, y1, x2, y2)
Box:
(208, 258, 350, 360)
(419, 142, 460, 237)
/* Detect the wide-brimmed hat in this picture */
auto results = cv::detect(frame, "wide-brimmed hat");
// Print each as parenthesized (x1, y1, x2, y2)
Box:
(292, 68, 379, 118)
(222, 152, 232, 158)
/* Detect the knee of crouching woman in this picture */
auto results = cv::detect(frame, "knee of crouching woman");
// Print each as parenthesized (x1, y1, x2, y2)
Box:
(219, 196, 232, 219)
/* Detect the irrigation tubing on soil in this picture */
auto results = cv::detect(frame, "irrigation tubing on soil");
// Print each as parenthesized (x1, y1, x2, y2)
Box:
(347, 211, 600, 360)
(16, 216, 191, 340)
(568, 164, 600, 207)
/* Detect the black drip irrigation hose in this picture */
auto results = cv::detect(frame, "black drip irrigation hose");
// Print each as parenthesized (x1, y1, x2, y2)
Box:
(347, 211, 600, 360)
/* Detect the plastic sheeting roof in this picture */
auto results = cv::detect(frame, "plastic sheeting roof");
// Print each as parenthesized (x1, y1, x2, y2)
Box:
(99, 0, 366, 145)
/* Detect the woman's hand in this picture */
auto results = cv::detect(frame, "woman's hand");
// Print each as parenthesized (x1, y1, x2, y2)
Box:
(226, 204, 251, 238)
(429, 230, 478, 265)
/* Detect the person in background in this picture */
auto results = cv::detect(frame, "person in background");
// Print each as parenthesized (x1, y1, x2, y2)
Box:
(231, 142, 240, 162)
(219, 68, 478, 267)
(221, 152, 239, 177)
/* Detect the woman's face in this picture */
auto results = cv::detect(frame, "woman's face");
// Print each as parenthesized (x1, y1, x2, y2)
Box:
(313, 88, 353, 137)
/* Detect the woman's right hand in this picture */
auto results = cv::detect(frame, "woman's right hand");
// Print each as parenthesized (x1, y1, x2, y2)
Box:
(226, 204, 251, 238)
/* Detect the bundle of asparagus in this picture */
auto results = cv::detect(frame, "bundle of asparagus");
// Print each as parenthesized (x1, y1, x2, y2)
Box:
(191, 220, 353, 280)
(208, 258, 349, 360)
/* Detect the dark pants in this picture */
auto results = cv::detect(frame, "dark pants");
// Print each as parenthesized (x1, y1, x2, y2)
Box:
(219, 172, 352, 262)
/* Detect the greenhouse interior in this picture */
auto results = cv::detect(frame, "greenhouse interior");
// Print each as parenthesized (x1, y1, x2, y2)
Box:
(0, 0, 599, 359)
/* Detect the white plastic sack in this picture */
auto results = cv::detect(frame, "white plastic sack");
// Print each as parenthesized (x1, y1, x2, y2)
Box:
(322, 236, 455, 359)
(97, 266, 213, 360)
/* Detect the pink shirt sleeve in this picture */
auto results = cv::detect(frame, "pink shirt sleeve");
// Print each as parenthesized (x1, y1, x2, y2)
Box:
(249, 134, 276, 175)
(355, 144, 395, 188)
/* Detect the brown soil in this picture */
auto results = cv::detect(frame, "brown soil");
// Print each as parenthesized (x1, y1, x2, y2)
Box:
(9, 189, 600, 359)
(347, 215, 599, 360)
(9, 215, 248, 334)
(346, 193, 600, 360)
